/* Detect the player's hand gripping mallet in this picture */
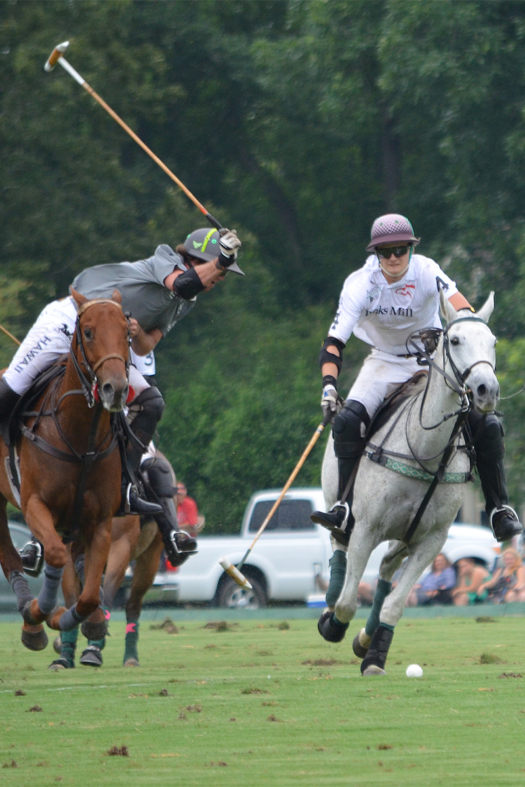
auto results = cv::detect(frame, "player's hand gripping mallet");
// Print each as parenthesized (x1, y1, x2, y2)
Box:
(44, 41, 223, 230)
(220, 411, 332, 588)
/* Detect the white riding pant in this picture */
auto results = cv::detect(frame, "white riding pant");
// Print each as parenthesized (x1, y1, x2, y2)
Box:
(347, 348, 422, 419)
(3, 296, 148, 398)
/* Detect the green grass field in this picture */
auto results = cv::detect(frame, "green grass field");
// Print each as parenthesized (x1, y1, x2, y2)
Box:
(1, 615, 525, 786)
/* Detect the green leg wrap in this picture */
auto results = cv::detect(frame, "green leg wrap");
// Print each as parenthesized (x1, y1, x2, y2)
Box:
(60, 627, 78, 668)
(365, 578, 392, 637)
(88, 637, 106, 651)
(124, 620, 139, 664)
(326, 550, 347, 608)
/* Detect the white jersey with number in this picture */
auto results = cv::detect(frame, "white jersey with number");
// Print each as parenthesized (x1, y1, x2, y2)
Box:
(328, 253, 458, 355)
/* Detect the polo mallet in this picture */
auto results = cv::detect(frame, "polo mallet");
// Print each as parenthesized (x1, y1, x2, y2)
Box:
(220, 410, 332, 589)
(44, 41, 223, 231)
(0, 325, 21, 346)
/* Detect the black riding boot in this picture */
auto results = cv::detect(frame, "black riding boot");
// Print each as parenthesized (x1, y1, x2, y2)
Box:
(141, 455, 197, 567)
(469, 410, 522, 542)
(311, 400, 370, 546)
(0, 377, 21, 431)
(119, 387, 165, 517)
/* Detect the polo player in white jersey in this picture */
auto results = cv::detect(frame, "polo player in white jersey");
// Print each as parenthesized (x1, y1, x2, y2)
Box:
(311, 214, 522, 575)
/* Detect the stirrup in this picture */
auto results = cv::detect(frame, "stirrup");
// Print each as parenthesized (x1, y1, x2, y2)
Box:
(19, 538, 44, 578)
(311, 501, 350, 546)
(118, 483, 162, 517)
(490, 505, 523, 542)
(165, 530, 198, 567)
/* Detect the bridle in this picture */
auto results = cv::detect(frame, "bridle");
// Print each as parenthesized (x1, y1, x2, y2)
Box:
(405, 314, 497, 431)
(71, 298, 131, 408)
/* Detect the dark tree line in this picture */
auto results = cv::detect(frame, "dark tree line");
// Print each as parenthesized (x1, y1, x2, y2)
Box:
(3, 0, 525, 528)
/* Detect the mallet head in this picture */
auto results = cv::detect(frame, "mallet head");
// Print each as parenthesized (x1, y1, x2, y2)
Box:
(219, 558, 252, 590)
(44, 41, 69, 72)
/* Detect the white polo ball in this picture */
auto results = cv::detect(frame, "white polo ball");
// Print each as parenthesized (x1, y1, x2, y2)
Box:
(406, 664, 423, 678)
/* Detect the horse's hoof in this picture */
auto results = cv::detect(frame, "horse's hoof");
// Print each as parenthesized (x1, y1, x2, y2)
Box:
(81, 618, 108, 641)
(53, 635, 62, 655)
(353, 628, 371, 659)
(48, 657, 75, 671)
(362, 665, 386, 676)
(80, 646, 103, 667)
(21, 624, 48, 651)
(318, 611, 349, 643)
(123, 658, 140, 667)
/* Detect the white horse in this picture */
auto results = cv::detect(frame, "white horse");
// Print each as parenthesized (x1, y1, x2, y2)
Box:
(319, 291, 498, 675)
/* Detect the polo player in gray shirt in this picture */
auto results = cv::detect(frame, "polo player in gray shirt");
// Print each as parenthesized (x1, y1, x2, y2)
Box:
(0, 228, 243, 564)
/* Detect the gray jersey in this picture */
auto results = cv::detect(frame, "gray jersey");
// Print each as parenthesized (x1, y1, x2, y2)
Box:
(72, 245, 196, 335)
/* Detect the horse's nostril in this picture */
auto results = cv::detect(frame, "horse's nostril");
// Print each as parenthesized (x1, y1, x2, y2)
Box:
(477, 384, 487, 398)
(102, 382, 114, 399)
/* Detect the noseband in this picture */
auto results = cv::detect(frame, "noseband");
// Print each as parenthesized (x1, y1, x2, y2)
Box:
(72, 298, 130, 407)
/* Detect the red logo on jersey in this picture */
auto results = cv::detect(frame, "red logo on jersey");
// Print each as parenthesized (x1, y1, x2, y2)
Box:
(395, 284, 415, 298)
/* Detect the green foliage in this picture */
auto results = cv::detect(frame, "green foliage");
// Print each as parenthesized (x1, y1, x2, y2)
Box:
(4, 0, 525, 516)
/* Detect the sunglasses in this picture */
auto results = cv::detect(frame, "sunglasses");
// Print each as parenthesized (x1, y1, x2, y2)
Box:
(376, 246, 410, 259)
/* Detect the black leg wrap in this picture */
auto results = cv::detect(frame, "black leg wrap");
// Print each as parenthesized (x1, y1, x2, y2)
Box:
(9, 570, 34, 614)
(318, 610, 349, 643)
(361, 625, 394, 675)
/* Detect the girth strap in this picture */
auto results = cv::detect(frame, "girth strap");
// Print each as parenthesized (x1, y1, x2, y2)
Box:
(20, 422, 118, 464)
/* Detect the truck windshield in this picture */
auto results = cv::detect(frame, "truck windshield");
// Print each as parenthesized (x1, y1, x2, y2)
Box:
(248, 499, 315, 532)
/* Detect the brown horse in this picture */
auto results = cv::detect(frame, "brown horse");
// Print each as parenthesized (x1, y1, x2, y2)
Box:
(0, 288, 130, 651)
(52, 451, 184, 668)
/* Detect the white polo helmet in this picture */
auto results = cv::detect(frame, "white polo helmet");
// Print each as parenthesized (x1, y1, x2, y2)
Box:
(366, 214, 420, 252)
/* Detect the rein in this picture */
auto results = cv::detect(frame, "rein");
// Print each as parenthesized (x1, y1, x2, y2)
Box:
(366, 314, 494, 547)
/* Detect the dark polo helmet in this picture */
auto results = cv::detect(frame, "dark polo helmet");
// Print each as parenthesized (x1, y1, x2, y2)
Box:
(366, 214, 420, 252)
(184, 228, 244, 275)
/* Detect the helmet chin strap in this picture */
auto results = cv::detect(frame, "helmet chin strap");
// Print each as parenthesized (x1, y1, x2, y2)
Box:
(377, 246, 413, 280)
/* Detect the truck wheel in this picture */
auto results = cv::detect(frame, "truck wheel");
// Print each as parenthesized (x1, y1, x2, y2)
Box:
(216, 575, 267, 610)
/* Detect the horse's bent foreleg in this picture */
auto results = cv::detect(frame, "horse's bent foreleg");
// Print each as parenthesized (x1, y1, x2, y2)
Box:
(335, 530, 377, 625)
(48, 520, 112, 635)
(354, 540, 407, 658)
(361, 533, 448, 676)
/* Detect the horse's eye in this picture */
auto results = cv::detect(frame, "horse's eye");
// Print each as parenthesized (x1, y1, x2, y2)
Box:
(450, 336, 460, 346)
(83, 327, 93, 340)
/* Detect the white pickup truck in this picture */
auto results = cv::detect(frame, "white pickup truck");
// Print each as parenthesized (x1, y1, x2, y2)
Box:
(144, 487, 500, 609)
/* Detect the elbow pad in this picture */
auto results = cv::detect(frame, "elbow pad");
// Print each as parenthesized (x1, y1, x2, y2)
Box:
(172, 267, 205, 300)
(319, 336, 345, 372)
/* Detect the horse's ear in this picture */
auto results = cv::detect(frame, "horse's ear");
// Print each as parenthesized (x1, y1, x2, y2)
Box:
(439, 288, 458, 324)
(70, 286, 87, 306)
(111, 289, 122, 305)
(474, 291, 495, 324)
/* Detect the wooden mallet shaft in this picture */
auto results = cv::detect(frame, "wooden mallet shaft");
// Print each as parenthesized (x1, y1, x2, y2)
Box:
(44, 42, 222, 230)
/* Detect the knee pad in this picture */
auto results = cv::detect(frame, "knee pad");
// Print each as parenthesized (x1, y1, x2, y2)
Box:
(142, 455, 175, 499)
(133, 386, 165, 422)
(333, 400, 370, 459)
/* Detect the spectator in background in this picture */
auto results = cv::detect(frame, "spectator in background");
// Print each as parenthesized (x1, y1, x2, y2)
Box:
(477, 547, 525, 603)
(451, 558, 489, 606)
(177, 482, 204, 538)
(412, 553, 456, 606)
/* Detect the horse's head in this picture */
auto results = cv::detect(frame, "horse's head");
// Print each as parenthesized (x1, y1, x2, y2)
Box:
(70, 287, 130, 412)
(440, 291, 499, 413)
